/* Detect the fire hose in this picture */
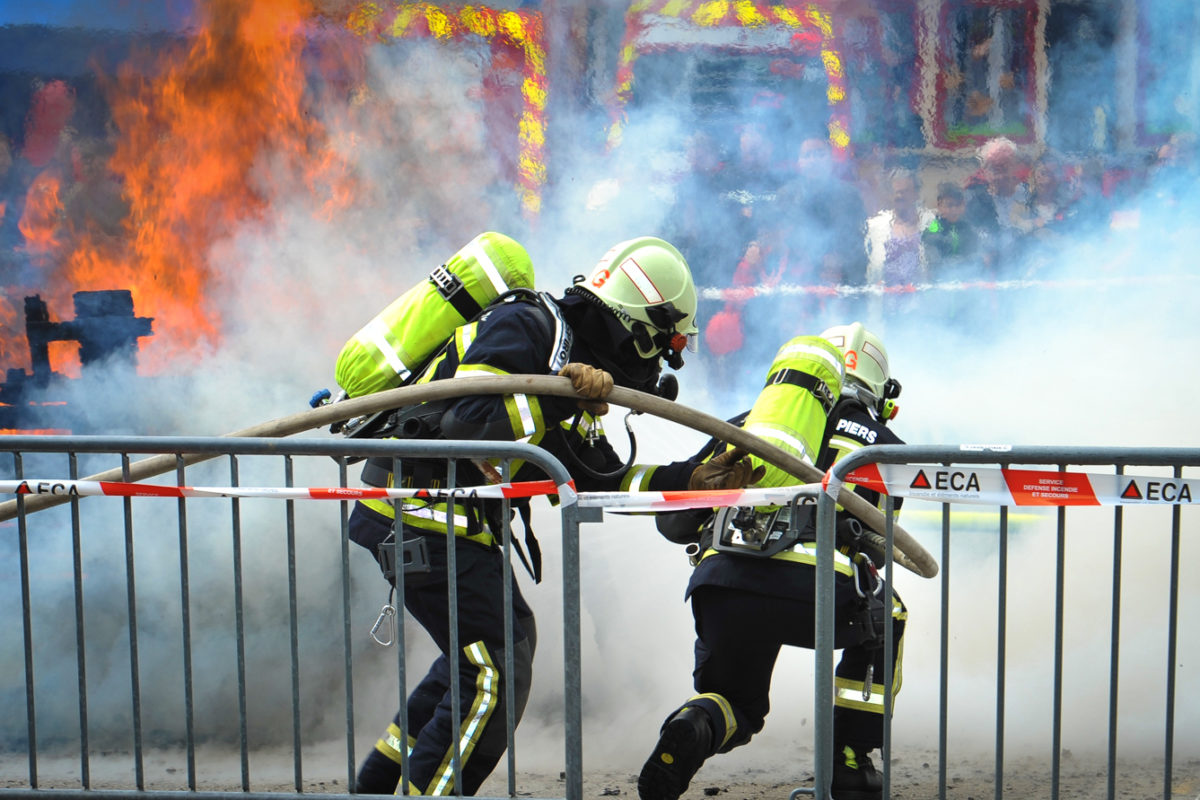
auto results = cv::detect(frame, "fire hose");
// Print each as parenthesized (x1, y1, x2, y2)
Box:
(0, 374, 937, 578)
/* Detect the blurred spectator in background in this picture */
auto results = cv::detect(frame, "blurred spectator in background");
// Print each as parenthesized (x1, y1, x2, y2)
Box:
(864, 167, 934, 320)
(865, 167, 934, 286)
(721, 122, 785, 257)
(962, 136, 1029, 272)
(667, 130, 736, 286)
(777, 137, 868, 288)
(1014, 157, 1065, 231)
(666, 130, 739, 343)
(1146, 132, 1197, 218)
(923, 181, 981, 275)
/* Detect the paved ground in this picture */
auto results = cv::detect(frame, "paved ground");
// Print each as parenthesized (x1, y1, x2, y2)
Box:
(6, 745, 1198, 799)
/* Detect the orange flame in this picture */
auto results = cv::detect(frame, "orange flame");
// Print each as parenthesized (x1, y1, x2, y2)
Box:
(29, 0, 362, 376)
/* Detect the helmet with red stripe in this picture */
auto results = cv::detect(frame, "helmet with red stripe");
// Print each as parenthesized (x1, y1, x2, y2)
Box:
(578, 236, 698, 368)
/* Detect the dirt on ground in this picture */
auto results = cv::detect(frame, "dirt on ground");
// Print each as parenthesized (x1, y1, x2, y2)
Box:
(6, 745, 1198, 799)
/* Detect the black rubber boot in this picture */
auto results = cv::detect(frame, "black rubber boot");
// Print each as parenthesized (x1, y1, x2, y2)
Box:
(637, 706, 714, 800)
(354, 748, 402, 795)
(830, 744, 882, 800)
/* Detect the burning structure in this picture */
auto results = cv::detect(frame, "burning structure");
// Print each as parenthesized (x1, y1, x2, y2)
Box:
(0, 289, 153, 432)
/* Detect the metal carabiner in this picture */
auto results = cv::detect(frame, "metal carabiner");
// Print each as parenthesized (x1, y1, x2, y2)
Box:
(851, 555, 883, 599)
(370, 603, 396, 647)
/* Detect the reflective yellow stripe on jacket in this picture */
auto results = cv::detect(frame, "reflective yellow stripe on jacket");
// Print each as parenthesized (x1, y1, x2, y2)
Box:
(696, 542, 855, 575)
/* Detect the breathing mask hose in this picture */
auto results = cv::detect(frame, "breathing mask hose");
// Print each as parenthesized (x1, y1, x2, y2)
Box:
(559, 409, 638, 482)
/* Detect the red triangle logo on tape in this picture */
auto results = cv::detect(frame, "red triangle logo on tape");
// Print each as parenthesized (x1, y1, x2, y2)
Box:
(16, 481, 31, 494)
(910, 470, 932, 490)
(1120, 480, 1142, 500)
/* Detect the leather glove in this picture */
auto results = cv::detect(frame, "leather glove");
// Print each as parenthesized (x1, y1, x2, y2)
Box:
(559, 363, 613, 416)
(689, 447, 766, 491)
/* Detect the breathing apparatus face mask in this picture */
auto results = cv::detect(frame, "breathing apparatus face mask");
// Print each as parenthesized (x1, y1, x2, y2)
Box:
(630, 301, 699, 369)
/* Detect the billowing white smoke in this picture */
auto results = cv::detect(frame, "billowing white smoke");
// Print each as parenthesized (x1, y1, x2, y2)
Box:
(4, 1, 1199, 787)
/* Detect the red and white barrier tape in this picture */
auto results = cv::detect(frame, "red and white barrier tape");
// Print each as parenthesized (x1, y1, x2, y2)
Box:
(1, 478, 574, 503)
(1, 479, 818, 512)
(699, 272, 1198, 301)
(842, 463, 1198, 506)
(4, 465, 1195, 510)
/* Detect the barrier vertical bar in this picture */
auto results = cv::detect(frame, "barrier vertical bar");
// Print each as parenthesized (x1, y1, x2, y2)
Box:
(1051, 472, 1067, 800)
(393, 455, 411, 797)
(338, 458, 357, 792)
(1164, 465, 1181, 800)
(15, 452, 37, 788)
(881, 494, 896, 800)
(561, 497, 583, 800)
(175, 456, 197, 790)
(937, 502, 951, 800)
(1107, 466, 1124, 800)
(228, 455, 250, 790)
(813, 488, 837, 800)
(995, 505, 1009, 800)
(120, 454, 144, 791)
(446, 462, 465, 795)
(68, 453, 90, 788)
(284, 456, 304, 791)
(501, 458, 518, 799)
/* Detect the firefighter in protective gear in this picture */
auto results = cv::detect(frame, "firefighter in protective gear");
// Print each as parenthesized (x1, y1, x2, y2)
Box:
(349, 235, 755, 797)
(640, 323, 907, 800)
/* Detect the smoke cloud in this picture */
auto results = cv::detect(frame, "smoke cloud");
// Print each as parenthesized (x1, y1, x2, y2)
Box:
(1, 0, 1198, 788)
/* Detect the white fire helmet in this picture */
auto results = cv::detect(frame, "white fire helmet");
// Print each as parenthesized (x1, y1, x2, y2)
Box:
(820, 321, 896, 413)
(578, 236, 699, 367)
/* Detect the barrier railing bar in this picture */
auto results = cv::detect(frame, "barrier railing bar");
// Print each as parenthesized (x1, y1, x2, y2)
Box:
(1107, 466, 1124, 800)
(995, 506, 1009, 800)
(1165, 465, 1181, 800)
(68, 453, 90, 789)
(228, 455, 250, 790)
(337, 457, 356, 793)
(16, 451, 37, 788)
(937, 501, 951, 800)
(285, 456, 304, 792)
(1051, 471, 1067, 800)
(176, 456, 197, 790)
(120, 454, 145, 791)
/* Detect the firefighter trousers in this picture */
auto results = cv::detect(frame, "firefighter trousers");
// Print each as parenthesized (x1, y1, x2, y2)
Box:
(673, 582, 905, 756)
(352, 509, 536, 796)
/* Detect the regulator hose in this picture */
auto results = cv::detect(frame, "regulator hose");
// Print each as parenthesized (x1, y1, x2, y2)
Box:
(0, 374, 938, 578)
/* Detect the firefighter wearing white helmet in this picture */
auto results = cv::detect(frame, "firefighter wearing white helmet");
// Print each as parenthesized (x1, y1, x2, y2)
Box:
(349, 232, 754, 798)
(820, 321, 901, 423)
(641, 323, 909, 800)
(567, 236, 700, 371)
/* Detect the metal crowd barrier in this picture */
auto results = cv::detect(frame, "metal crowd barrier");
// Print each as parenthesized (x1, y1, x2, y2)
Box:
(3, 438, 1198, 800)
(0, 435, 584, 800)
(812, 444, 1200, 800)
